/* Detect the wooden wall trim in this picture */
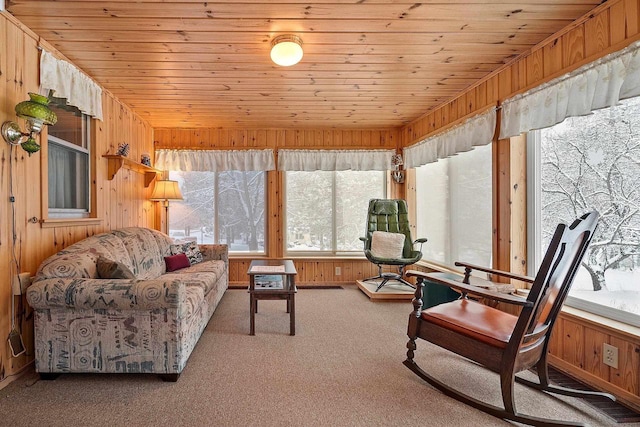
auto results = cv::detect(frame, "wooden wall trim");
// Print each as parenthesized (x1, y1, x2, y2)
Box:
(154, 128, 401, 151)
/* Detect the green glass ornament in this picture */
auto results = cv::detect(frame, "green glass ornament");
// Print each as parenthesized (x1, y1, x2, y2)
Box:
(20, 137, 41, 156)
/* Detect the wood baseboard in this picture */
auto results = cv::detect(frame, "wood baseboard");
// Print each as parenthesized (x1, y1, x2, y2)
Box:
(549, 354, 640, 413)
(0, 361, 34, 392)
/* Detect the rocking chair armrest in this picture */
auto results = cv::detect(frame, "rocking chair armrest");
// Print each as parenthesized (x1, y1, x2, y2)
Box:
(413, 238, 428, 244)
(454, 261, 535, 284)
(406, 270, 533, 307)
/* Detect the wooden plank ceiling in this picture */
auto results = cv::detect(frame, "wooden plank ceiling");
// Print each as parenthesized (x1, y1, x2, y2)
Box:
(6, 0, 604, 129)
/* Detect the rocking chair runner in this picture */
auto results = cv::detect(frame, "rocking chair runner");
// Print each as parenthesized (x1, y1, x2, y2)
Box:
(404, 211, 615, 426)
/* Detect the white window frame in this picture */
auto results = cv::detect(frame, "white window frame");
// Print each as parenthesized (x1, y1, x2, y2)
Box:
(47, 110, 91, 219)
(414, 144, 493, 271)
(526, 130, 640, 328)
(283, 170, 387, 256)
(169, 170, 267, 255)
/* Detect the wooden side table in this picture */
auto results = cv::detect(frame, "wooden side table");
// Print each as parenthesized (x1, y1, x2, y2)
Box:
(247, 260, 297, 336)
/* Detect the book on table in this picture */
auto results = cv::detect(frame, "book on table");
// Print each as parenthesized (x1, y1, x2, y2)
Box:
(254, 275, 284, 289)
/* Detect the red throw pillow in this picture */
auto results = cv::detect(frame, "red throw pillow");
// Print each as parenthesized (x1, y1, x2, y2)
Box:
(165, 253, 191, 272)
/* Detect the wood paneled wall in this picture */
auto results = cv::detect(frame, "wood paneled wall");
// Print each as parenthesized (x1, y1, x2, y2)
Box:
(0, 12, 156, 388)
(228, 258, 390, 288)
(399, 0, 640, 410)
(154, 128, 399, 151)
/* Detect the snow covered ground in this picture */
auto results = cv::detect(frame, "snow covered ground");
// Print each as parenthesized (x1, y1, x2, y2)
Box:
(569, 268, 640, 316)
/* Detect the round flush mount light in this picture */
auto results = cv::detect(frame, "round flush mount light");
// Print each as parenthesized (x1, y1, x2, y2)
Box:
(270, 34, 304, 67)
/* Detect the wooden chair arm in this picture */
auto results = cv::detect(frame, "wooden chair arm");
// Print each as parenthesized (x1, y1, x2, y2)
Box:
(454, 261, 535, 284)
(406, 270, 533, 307)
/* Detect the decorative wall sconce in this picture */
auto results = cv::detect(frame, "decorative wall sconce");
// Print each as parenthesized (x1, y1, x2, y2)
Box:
(150, 179, 184, 209)
(391, 153, 405, 184)
(1, 92, 58, 156)
(270, 34, 304, 67)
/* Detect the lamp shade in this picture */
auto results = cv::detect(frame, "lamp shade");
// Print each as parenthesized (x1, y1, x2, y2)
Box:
(15, 92, 57, 133)
(150, 179, 183, 201)
(270, 35, 303, 66)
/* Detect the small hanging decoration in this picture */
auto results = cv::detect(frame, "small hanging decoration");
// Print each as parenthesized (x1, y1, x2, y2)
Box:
(21, 137, 41, 156)
(141, 153, 151, 166)
(116, 142, 130, 157)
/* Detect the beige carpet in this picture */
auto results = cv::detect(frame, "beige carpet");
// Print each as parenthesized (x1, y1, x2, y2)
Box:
(0, 287, 634, 427)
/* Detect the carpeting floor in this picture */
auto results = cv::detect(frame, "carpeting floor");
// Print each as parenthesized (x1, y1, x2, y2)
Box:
(0, 286, 637, 427)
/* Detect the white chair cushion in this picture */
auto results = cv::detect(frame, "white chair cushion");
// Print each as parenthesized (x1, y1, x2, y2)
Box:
(370, 231, 406, 259)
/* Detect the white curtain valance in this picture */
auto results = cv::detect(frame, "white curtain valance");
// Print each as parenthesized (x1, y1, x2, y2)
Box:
(40, 50, 103, 120)
(278, 149, 394, 171)
(155, 149, 275, 172)
(403, 108, 496, 169)
(500, 40, 640, 139)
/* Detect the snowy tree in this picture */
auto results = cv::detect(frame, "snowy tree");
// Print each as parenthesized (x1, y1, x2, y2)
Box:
(540, 100, 640, 291)
(170, 171, 265, 250)
(218, 171, 265, 250)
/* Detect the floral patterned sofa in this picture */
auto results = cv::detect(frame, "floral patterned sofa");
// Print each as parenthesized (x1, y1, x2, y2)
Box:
(26, 227, 228, 382)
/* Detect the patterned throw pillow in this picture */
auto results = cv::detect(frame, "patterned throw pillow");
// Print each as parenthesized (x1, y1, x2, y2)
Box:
(96, 256, 136, 279)
(164, 253, 191, 272)
(170, 241, 203, 265)
(370, 231, 406, 259)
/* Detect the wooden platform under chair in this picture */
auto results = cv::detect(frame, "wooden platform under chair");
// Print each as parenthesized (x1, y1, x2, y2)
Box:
(356, 270, 517, 303)
(356, 279, 415, 301)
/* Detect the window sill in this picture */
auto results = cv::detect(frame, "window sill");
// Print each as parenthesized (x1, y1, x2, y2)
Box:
(231, 255, 368, 261)
(414, 259, 463, 275)
(560, 306, 640, 340)
(40, 218, 103, 228)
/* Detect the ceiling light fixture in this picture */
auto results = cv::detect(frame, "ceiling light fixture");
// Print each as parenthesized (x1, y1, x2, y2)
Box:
(270, 34, 303, 67)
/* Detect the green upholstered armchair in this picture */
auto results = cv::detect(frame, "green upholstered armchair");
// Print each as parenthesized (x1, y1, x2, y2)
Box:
(360, 199, 427, 291)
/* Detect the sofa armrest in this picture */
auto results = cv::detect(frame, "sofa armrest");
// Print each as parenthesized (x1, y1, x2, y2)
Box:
(199, 244, 228, 265)
(27, 277, 188, 311)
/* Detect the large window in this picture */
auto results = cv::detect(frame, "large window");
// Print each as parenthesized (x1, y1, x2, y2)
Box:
(168, 171, 266, 253)
(285, 171, 386, 254)
(415, 144, 493, 268)
(528, 97, 640, 326)
(47, 100, 91, 218)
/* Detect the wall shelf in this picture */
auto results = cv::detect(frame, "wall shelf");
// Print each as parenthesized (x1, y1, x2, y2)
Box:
(103, 154, 161, 187)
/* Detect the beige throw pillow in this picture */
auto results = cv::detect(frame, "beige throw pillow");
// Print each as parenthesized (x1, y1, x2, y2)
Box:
(370, 231, 405, 259)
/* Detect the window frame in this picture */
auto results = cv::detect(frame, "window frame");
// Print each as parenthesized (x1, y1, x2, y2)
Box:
(283, 170, 387, 257)
(168, 170, 268, 255)
(47, 131, 91, 218)
(413, 143, 494, 271)
(526, 128, 640, 328)
(40, 109, 100, 227)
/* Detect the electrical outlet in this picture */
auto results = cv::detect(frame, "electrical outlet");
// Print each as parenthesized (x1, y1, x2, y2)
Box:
(603, 343, 619, 369)
(335, 266, 341, 276)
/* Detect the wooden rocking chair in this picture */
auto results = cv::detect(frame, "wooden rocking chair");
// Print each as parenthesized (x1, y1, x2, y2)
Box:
(404, 211, 615, 426)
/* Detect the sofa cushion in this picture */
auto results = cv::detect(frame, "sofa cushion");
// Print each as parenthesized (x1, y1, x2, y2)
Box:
(164, 260, 225, 294)
(36, 251, 99, 280)
(165, 254, 191, 272)
(62, 232, 134, 272)
(114, 228, 168, 280)
(96, 256, 136, 279)
(170, 241, 203, 265)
